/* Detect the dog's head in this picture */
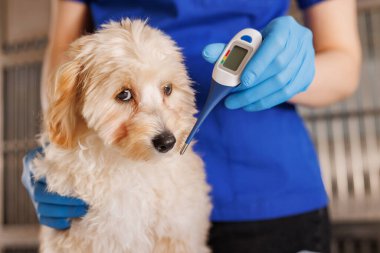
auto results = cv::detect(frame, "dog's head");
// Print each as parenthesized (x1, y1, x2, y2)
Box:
(46, 19, 197, 160)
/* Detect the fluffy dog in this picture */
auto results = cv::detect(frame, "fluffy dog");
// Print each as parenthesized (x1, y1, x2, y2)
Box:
(34, 19, 211, 253)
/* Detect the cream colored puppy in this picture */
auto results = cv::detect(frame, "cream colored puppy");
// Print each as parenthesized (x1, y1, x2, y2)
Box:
(35, 19, 211, 253)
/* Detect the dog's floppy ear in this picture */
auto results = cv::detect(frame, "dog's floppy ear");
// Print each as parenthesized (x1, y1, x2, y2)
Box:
(46, 48, 86, 149)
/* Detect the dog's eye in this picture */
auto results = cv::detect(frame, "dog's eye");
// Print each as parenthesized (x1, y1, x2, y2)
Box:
(163, 83, 172, 96)
(116, 89, 132, 102)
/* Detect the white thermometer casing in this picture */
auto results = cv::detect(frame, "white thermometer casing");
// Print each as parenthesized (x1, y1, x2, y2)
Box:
(212, 28, 262, 87)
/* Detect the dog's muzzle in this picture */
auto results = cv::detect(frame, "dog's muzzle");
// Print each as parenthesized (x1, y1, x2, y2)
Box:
(152, 131, 176, 153)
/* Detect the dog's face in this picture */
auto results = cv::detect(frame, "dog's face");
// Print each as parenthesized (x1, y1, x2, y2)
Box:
(47, 19, 197, 160)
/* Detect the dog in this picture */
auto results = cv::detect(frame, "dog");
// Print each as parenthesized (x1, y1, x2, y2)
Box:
(34, 19, 211, 253)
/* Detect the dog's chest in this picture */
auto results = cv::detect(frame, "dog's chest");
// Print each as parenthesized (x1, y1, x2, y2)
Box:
(70, 161, 198, 249)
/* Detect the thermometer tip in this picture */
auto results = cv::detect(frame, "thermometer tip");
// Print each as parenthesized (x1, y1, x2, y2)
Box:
(180, 143, 189, 155)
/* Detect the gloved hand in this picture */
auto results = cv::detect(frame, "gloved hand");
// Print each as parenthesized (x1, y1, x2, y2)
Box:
(22, 147, 88, 230)
(202, 16, 315, 111)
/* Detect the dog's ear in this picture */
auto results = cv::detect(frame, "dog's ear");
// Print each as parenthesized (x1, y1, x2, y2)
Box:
(46, 48, 86, 149)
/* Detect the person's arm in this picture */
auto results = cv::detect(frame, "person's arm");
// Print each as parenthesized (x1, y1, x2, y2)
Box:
(41, 0, 90, 112)
(290, 0, 361, 107)
(23, 0, 90, 230)
(202, 0, 361, 111)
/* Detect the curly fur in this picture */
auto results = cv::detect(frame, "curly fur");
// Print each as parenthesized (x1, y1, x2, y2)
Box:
(34, 19, 211, 253)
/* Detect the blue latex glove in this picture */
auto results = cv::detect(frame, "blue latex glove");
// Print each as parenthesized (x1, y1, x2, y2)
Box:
(202, 16, 315, 111)
(22, 147, 88, 230)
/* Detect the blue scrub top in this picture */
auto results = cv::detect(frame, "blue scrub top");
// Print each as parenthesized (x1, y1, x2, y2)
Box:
(72, 0, 328, 221)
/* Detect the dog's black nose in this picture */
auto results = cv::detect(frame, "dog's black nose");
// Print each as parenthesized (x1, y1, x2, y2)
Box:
(152, 132, 176, 153)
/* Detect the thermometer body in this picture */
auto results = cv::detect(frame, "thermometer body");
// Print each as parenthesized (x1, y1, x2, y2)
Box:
(180, 29, 262, 155)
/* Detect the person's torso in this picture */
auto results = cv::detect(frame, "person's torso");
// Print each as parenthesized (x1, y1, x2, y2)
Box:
(83, 0, 328, 221)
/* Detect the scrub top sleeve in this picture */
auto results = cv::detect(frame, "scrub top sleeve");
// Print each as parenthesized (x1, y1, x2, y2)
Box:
(296, 0, 325, 10)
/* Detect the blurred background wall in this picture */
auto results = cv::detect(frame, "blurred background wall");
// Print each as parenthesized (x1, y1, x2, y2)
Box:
(0, 0, 379, 252)
(0, 1, 48, 252)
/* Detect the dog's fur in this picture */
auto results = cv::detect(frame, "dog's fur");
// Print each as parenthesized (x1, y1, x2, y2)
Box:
(34, 19, 211, 253)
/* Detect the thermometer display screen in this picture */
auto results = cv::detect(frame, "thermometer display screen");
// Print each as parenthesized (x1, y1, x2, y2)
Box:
(223, 45, 248, 71)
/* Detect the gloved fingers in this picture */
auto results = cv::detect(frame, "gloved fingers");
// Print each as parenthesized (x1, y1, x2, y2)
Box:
(232, 37, 299, 94)
(225, 71, 291, 109)
(202, 43, 226, 63)
(22, 151, 40, 189)
(235, 31, 299, 93)
(36, 177, 47, 184)
(232, 64, 283, 93)
(39, 216, 71, 230)
(22, 147, 46, 196)
(34, 181, 88, 206)
(21, 160, 34, 194)
(260, 16, 292, 37)
(225, 40, 307, 110)
(37, 203, 88, 218)
(232, 68, 279, 93)
(240, 28, 289, 88)
(243, 51, 314, 112)
(289, 49, 315, 93)
(23, 147, 44, 167)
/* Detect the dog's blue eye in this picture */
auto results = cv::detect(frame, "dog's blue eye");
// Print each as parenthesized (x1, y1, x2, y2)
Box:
(116, 89, 132, 102)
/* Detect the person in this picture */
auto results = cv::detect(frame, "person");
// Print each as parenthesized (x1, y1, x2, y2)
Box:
(22, 0, 361, 252)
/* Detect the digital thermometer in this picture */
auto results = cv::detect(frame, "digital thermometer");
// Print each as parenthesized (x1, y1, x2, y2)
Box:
(180, 28, 262, 155)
